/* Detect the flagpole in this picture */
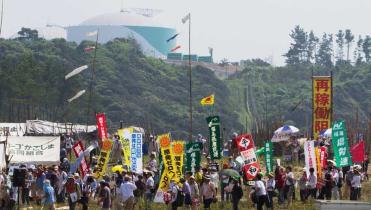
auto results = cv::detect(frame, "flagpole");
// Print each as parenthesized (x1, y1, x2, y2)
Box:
(188, 13, 193, 142)
(86, 29, 99, 132)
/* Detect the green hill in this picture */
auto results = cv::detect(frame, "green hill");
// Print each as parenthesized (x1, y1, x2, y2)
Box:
(0, 37, 243, 139)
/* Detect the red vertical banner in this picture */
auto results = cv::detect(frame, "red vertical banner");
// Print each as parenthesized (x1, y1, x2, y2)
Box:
(236, 134, 260, 181)
(320, 146, 327, 169)
(72, 141, 90, 178)
(96, 113, 108, 142)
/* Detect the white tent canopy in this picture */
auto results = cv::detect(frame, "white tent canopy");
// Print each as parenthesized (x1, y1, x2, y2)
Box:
(26, 120, 96, 135)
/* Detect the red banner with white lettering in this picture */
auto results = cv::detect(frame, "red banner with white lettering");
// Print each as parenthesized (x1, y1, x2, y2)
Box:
(236, 134, 254, 152)
(237, 134, 260, 181)
(96, 113, 108, 142)
(72, 141, 90, 178)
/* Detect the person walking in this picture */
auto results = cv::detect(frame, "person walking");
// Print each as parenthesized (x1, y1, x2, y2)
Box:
(65, 175, 81, 210)
(350, 168, 361, 200)
(298, 170, 308, 202)
(169, 179, 180, 210)
(266, 173, 275, 209)
(285, 166, 295, 206)
(307, 168, 317, 199)
(230, 178, 243, 210)
(119, 176, 137, 210)
(189, 176, 200, 210)
(42, 179, 56, 210)
(275, 166, 285, 204)
(254, 173, 270, 210)
(201, 176, 216, 210)
(99, 180, 111, 210)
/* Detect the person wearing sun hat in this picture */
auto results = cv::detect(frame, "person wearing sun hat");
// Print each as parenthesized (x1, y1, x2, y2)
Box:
(350, 167, 362, 200)
(201, 175, 216, 210)
(189, 175, 200, 209)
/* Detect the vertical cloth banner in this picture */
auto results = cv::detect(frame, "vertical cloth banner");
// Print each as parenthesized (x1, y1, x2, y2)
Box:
(172, 141, 184, 181)
(320, 146, 327, 169)
(236, 134, 259, 180)
(185, 142, 201, 173)
(72, 141, 90, 178)
(0, 143, 6, 170)
(96, 113, 108, 142)
(158, 134, 176, 191)
(130, 133, 143, 174)
(332, 120, 352, 167)
(206, 116, 222, 160)
(304, 140, 317, 176)
(118, 128, 133, 167)
(94, 140, 112, 180)
(264, 141, 273, 174)
(350, 140, 365, 163)
(315, 147, 322, 181)
(312, 76, 332, 140)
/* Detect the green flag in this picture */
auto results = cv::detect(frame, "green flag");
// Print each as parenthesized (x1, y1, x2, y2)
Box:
(264, 141, 273, 174)
(332, 120, 352, 167)
(207, 116, 222, 160)
(185, 142, 201, 173)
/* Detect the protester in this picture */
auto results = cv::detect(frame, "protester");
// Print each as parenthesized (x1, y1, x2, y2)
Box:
(201, 176, 216, 210)
(266, 172, 275, 209)
(254, 173, 270, 210)
(119, 176, 137, 210)
(65, 175, 81, 210)
(169, 179, 180, 210)
(275, 166, 285, 204)
(145, 172, 155, 201)
(298, 170, 308, 202)
(307, 167, 317, 199)
(42, 179, 56, 210)
(285, 166, 295, 205)
(99, 180, 111, 210)
(220, 164, 231, 202)
(189, 176, 200, 210)
(230, 178, 243, 210)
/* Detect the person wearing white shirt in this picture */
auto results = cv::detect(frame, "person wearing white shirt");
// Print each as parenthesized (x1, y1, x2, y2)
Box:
(254, 173, 269, 210)
(350, 169, 361, 200)
(331, 168, 340, 200)
(266, 173, 276, 209)
(119, 176, 137, 210)
(145, 173, 155, 201)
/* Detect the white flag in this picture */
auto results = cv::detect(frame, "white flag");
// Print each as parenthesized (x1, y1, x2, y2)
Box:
(86, 30, 98, 37)
(65, 65, 88, 80)
(182, 13, 190, 24)
(68, 90, 86, 103)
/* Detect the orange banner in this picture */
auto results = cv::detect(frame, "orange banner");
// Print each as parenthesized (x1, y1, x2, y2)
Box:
(312, 76, 332, 140)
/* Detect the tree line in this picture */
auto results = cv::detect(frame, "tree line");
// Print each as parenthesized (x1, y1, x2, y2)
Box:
(284, 25, 371, 67)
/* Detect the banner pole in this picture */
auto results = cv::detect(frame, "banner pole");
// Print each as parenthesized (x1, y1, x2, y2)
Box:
(188, 14, 193, 143)
(311, 67, 314, 139)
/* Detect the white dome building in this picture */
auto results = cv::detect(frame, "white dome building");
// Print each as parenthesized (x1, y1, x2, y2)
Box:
(66, 11, 177, 57)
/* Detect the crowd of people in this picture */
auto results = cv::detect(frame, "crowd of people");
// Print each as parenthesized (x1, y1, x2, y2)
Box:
(0, 132, 370, 210)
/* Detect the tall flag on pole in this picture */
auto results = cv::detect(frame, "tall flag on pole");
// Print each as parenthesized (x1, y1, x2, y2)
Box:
(332, 120, 352, 167)
(166, 33, 179, 42)
(67, 90, 86, 103)
(182, 13, 190, 24)
(65, 65, 88, 80)
(200, 94, 214, 106)
(207, 116, 222, 160)
(312, 76, 332, 140)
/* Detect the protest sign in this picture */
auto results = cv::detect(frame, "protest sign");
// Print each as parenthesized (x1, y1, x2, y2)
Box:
(130, 133, 143, 174)
(332, 120, 352, 167)
(185, 142, 201, 173)
(7, 136, 60, 164)
(206, 116, 222, 160)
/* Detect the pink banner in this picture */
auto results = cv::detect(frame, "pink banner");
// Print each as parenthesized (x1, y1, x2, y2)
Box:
(320, 146, 327, 169)
(96, 113, 108, 142)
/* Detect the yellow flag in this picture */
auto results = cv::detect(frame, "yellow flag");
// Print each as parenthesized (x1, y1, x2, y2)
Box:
(172, 141, 185, 181)
(200, 94, 214, 106)
(117, 128, 133, 167)
(94, 140, 113, 180)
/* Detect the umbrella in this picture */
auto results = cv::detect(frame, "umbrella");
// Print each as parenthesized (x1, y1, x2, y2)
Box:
(274, 125, 299, 134)
(112, 165, 124, 173)
(271, 125, 299, 142)
(319, 128, 331, 138)
(221, 169, 241, 179)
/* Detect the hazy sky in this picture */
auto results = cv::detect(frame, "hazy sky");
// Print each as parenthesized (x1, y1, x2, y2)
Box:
(2, 0, 371, 65)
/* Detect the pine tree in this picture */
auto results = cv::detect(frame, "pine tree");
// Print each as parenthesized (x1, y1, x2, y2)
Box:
(307, 31, 319, 63)
(354, 35, 364, 65)
(362, 35, 371, 63)
(344, 29, 354, 62)
(335, 30, 345, 62)
(315, 33, 333, 68)
(284, 25, 308, 65)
